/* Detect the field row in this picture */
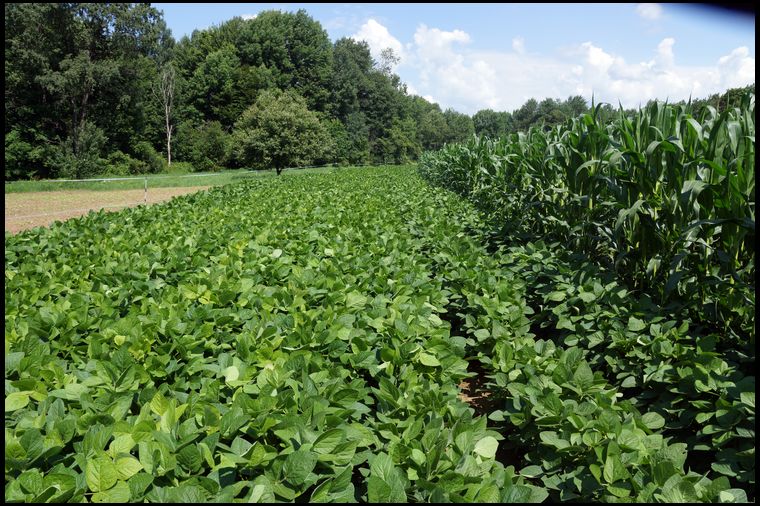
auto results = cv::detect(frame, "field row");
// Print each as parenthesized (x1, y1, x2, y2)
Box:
(5, 167, 539, 502)
(5, 166, 753, 502)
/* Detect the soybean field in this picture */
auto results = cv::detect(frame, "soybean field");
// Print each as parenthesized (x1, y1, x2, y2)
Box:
(4, 140, 754, 502)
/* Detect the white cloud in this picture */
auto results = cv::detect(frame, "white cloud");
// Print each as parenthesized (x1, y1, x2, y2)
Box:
(350, 19, 405, 67)
(241, 14, 257, 21)
(353, 20, 755, 114)
(656, 37, 675, 67)
(636, 3, 663, 21)
(512, 36, 525, 54)
(717, 46, 755, 88)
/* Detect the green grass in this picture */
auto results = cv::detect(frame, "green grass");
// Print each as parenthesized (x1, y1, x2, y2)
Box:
(3, 165, 351, 193)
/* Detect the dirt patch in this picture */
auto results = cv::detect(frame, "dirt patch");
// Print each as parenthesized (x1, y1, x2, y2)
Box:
(458, 361, 501, 416)
(5, 186, 211, 234)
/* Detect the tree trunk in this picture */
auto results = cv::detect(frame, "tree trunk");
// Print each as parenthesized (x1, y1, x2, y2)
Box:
(276, 166, 283, 176)
(167, 124, 173, 166)
(154, 65, 175, 167)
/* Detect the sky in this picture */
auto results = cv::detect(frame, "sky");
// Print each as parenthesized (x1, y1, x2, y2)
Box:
(152, 3, 756, 115)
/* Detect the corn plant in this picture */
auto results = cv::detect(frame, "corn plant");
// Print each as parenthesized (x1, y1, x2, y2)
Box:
(419, 92, 755, 346)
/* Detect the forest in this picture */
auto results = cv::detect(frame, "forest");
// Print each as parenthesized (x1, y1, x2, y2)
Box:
(6, 3, 751, 180)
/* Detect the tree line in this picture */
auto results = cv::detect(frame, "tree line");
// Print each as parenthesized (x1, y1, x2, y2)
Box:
(4, 3, 754, 179)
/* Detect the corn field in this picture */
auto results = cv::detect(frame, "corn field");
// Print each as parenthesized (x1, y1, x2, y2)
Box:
(419, 93, 755, 345)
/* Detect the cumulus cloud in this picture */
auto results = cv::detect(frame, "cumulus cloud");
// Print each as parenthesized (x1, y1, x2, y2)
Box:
(636, 3, 663, 20)
(717, 46, 755, 88)
(352, 19, 754, 114)
(351, 19, 405, 67)
(656, 37, 675, 68)
(241, 14, 257, 21)
(512, 36, 525, 54)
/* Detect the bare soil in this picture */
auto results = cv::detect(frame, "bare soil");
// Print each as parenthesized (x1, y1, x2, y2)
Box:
(458, 361, 500, 416)
(5, 186, 211, 234)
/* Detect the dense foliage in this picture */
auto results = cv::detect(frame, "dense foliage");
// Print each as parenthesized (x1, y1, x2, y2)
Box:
(8, 3, 751, 180)
(229, 90, 332, 174)
(5, 167, 754, 502)
(4, 4, 475, 178)
(419, 93, 755, 347)
(418, 93, 756, 500)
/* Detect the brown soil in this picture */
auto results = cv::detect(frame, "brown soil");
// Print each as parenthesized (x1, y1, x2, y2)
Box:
(458, 361, 500, 416)
(5, 186, 211, 234)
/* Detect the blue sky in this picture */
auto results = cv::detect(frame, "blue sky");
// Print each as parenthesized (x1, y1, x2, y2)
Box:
(153, 3, 755, 114)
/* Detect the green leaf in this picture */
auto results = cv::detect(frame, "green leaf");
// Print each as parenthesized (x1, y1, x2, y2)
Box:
(109, 434, 135, 457)
(539, 431, 569, 449)
(418, 353, 441, 367)
(641, 412, 665, 430)
(410, 449, 426, 466)
(247, 476, 275, 503)
(658, 475, 698, 503)
(5, 391, 30, 411)
(115, 455, 143, 480)
(127, 473, 153, 500)
(473, 436, 498, 459)
(312, 429, 344, 455)
(473, 328, 490, 340)
(477, 484, 500, 502)
(627, 317, 646, 332)
(17, 470, 43, 495)
(719, 489, 748, 503)
(86, 457, 118, 492)
(589, 463, 602, 483)
(92, 480, 130, 503)
(519, 465, 543, 478)
(502, 484, 549, 503)
(603, 454, 629, 484)
(652, 461, 678, 486)
(368, 453, 406, 503)
(573, 361, 594, 389)
(621, 376, 636, 388)
(345, 291, 367, 309)
(222, 365, 240, 383)
(284, 449, 317, 485)
(149, 391, 168, 416)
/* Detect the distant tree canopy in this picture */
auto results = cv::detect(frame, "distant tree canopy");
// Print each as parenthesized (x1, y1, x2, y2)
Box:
(229, 89, 332, 174)
(4, 3, 755, 179)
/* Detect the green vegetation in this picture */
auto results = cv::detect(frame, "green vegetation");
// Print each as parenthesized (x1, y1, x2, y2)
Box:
(2, 166, 342, 194)
(419, 95, 755, 501)
(7, 4, 751, 181)
(5, 166, 754, 502)
(4, 4, 472, 180)
(229, 90, 332, 175)
(3, 3, 755, 503)
(420, 93, 755, 345)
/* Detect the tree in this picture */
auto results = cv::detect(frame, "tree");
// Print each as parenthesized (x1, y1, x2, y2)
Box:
(175, 120, 229, 171)
(443, 108, 474, 144)
(378, 47, 401, 76)
(418, 108, 448, 150)
(513, 98, 539, 132)
(153, 63, 175, 165)
(237, 10, 334, 112)
(188, 45, 241, 127)
(563, 95, 588, 118)
(230, 89, 332, 175)
(473, 109, 511, 139)
(384, 118, 421, 163)
(36, 50, 120, 157)
(330, 38, 373, 121)
(4, 2, 172, 178)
